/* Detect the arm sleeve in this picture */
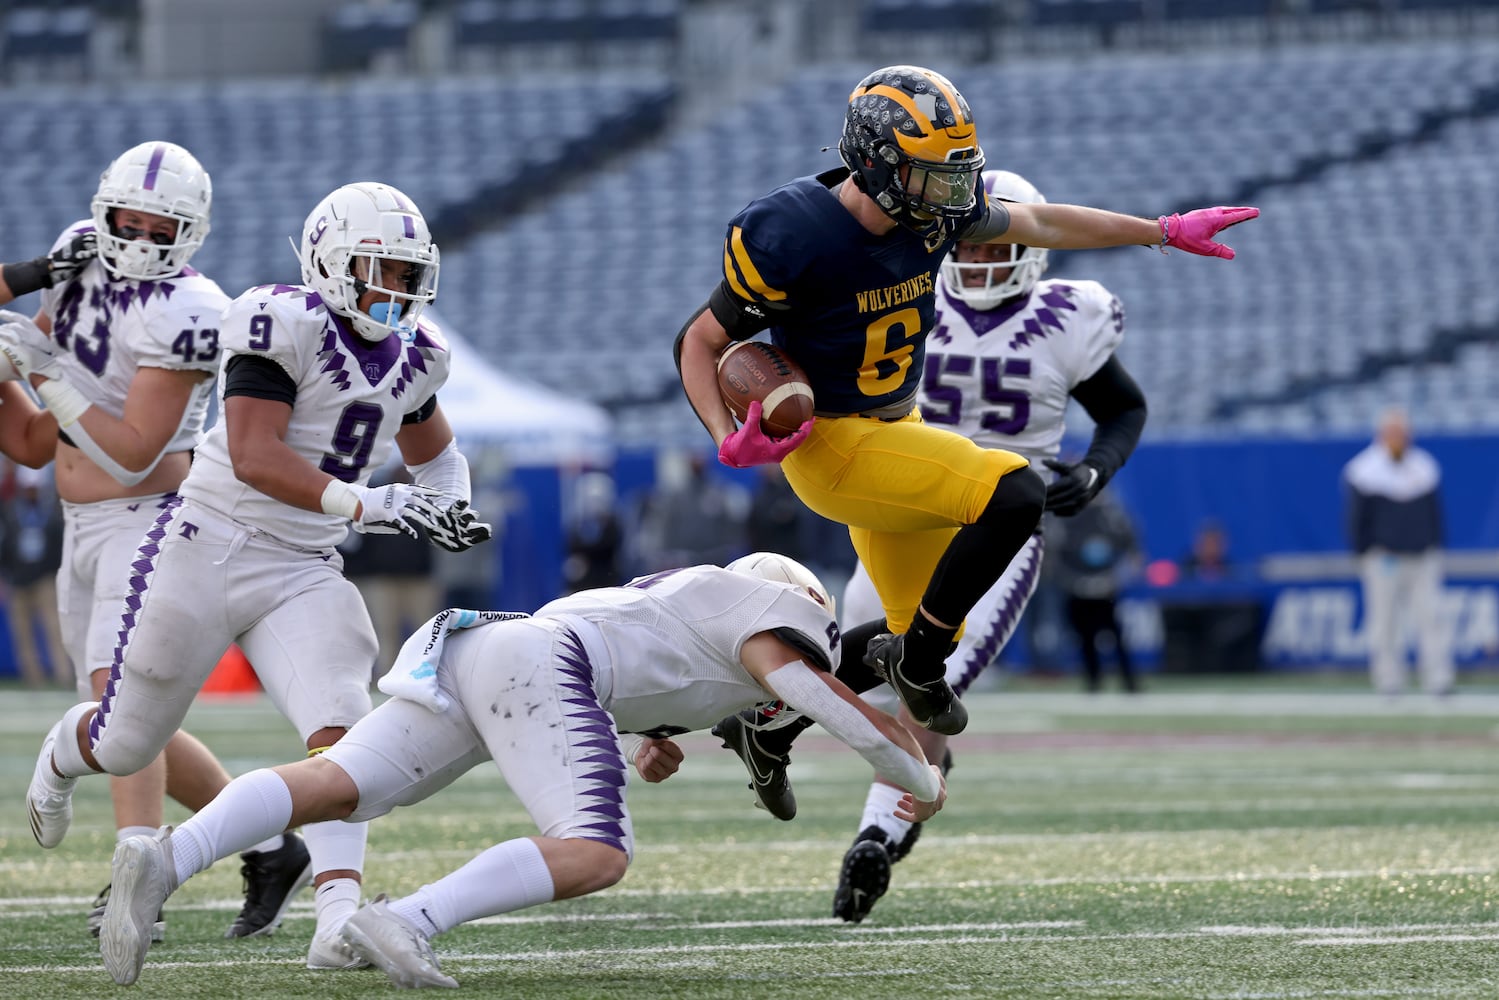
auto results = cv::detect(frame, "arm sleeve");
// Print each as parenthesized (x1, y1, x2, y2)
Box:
(954, 197, 1013, 243)
(223, 353, 297, 405)
(762, 660, 941, 801)
(406, 438, 470, 503)
(402, 394, 438, 425)
(1070, 356, 1147, 485)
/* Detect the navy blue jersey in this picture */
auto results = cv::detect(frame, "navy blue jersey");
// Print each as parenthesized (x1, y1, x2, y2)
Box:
(721, 168, 987, 415)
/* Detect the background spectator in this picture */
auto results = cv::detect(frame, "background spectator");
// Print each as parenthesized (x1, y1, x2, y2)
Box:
(1343, 406, 1452, 696)
(0, 462, 68, 687)
(1048, 493, 1143, 693)
(562, 469, 624, 592)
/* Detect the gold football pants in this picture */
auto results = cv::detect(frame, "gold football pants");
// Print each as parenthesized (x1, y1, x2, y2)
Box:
(781, 410, 1029, 633)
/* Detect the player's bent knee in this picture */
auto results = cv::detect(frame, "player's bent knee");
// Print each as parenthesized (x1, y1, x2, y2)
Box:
(557, 838, 629, 898)
(92, 729, 167, 777)
(984, 464, 1046, 527)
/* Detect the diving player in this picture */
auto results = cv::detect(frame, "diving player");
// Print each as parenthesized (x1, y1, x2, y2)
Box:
(96, 554, 945, 989)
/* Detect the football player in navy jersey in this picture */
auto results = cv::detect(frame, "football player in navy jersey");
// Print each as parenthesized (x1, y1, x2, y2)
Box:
(679, 65, 1250, 742)
(825, 169, 1149, 922)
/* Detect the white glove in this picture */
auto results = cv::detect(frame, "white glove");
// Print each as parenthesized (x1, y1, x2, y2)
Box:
(342, 481, 446, 539)
(0, 310, 61, 382)
(421, 499, 494, 552)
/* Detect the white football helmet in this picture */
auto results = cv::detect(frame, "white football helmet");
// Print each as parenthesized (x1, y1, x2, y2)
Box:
(726, 551, 836, 619)
(295, 181, 439, 343)
(91, 141, 212, 281)
(940, 170, 1050, 310)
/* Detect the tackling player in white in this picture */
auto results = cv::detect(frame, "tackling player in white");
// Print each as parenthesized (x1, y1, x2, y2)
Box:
(96, 554, 946, 988)
(0, 141, 310, 941)
(715, 171, 1149, 923)
(25, 181, 493, 969)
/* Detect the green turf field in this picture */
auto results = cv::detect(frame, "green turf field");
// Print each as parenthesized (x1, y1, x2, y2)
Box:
(2, 679, 1497, 998)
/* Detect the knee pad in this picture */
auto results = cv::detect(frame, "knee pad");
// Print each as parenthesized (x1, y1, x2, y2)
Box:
(981, 465, 1045, 529)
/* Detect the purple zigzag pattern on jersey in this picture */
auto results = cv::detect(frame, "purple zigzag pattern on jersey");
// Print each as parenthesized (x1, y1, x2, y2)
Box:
(554, 626, 628, 851)
(107, 279, 177, 312)
(318, 326, 354, 392)
(89, 494, 184, 753)
(390, 343, 433, 400)
(1007, 285, 1078, 352)
(936, 283, 1034, 340)
(952, 534, 1044, 697)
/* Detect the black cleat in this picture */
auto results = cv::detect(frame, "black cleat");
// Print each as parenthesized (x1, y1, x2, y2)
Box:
(88, 883, 164, 943)
(712, 713, 797, 821)
(863, 632, 968, 735)
(832, 828, 893, 924)
(225, 831, 314, 938)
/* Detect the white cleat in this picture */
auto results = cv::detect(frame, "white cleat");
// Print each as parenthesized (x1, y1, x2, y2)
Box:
(340, 895, 458, 989)
(100, 827, 177, 986)
(307, 926, 372, 970)
(27, 719, 77, 849)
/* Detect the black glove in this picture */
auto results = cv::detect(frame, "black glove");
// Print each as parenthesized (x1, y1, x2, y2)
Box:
(2, 232, 98, 297)
(423, 500, 494, 553)
(44, 232, 99, 287)
(1041, 458, 1104, 517)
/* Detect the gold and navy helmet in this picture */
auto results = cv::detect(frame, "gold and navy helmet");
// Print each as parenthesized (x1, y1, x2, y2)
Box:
(839, 65, 985, 244)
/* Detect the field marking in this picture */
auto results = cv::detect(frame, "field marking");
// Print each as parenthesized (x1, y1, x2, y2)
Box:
(8, 921, 1499, 977)
(2, 861, 1494, 913)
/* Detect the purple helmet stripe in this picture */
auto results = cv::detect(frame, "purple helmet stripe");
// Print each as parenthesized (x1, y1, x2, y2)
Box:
(142, 144, 167, 191)
(401, 215, 415, 238)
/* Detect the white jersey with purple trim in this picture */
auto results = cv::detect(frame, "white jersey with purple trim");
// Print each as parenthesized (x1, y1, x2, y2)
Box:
(181, 283, 452, 551)
(921, 277, 1124, 465)
(534, 565, 842, 737)
(38, 220, 227, 454)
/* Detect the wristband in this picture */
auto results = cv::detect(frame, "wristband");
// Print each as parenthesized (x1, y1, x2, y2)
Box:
(320, 479, 361, 520)
(1, 258, 50, 298)
(35, 379, 90, 426)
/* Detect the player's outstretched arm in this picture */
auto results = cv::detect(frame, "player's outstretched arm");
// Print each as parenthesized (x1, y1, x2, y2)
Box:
(740, 632, 945, 820)
(1002, 202, 1258, 259)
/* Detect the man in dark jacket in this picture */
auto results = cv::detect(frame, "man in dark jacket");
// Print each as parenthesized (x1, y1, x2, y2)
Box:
(1342, 407, 1451, 696)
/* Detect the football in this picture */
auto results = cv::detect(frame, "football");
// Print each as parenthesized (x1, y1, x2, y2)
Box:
(716, 340, 815, 437)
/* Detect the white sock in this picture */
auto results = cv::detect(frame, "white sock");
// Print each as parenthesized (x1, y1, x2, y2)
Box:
(313, 878, 361, 936)
(244, 834, 285, 856)
(389, 838, 554, 937)
(117, 825, 156, 843)
(304, 819, 367, 935)
(303, 818, 367, 878)
(171, 769, 294, 886)
(859, 783, 914, 846)
(47, 702, 96, 780)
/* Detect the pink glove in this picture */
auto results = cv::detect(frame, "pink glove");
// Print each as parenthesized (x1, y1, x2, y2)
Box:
(717, 401, 812, 469)
(1159, 206, 1259, 260)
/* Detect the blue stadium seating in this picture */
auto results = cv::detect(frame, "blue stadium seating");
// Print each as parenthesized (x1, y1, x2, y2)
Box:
(2, 37, 1498, 444)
